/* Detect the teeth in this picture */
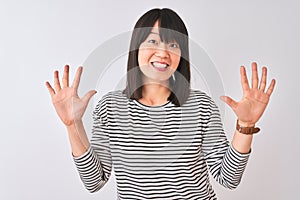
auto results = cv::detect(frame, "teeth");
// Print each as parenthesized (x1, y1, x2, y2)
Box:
(152, 62, 168, 68)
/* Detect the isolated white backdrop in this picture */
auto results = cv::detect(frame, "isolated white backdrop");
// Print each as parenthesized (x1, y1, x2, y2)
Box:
(0, 0, 299, 199)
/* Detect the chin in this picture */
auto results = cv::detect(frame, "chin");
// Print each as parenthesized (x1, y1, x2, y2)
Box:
(143, 75, 173, 85)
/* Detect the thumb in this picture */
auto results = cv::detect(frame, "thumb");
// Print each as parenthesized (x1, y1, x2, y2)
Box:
(83, 90, 97, 103)
(220, 95, 237, 109)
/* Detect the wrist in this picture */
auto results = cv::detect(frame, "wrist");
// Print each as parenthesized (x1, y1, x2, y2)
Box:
(236, 119, 260, 135)
(66, 120, 83, 131)
(237, 119, 255, 127)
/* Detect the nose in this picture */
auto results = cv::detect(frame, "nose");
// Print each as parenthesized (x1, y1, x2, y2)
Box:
(154, 43, 169, 58)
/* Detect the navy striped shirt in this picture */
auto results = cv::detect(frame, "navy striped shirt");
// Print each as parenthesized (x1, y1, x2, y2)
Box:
(74, 89, 250, 199)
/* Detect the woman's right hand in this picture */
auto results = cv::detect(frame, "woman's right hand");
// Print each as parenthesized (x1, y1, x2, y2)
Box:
(46, 65, 97, 127)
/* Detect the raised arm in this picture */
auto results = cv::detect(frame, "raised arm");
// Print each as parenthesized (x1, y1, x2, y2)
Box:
(220, 62, 276, 153)
(203, 63, 275, 189)
(46, 65, 112, 192)
(45, 65, 97, 156)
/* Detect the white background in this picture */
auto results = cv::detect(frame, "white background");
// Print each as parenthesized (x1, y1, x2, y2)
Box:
(0, 0, 299, 199)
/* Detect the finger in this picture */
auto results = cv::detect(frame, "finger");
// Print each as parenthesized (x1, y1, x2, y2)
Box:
(259, 66, 267, 91)
(251, 62, 259, 89)
(62, 64, 69, 88)
(220, 96, 238, 109)
(82, 90, 97, 103)
(45, 81, 55, 96)
(266, 79, 276, 96)
(240, 66, 250, 91)
(72, 66, 83, 93)
(54, 70, 62, 92)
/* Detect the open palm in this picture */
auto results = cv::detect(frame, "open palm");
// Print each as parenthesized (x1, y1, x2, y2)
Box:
(46, 65, 96, 126)
(221, 62, 276, 126)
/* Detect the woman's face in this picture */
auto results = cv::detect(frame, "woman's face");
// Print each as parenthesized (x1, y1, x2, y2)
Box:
(138, 21, 181, 84)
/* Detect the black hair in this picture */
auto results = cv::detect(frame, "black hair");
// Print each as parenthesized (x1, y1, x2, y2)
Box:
(123, 8, 190, 106)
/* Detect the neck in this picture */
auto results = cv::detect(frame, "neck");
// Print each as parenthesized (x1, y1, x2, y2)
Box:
(140, 81, 171, 106)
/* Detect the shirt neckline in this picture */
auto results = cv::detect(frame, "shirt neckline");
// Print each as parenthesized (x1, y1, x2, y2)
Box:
(133, 99, 172, 110)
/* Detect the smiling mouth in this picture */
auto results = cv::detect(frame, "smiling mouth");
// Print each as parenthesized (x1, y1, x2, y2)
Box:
(151, 62, 169, 72)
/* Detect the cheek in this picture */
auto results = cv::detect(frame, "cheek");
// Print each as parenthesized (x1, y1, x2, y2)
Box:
(138, 49, 152, 66)
(170, 54, 181, 69)
(137, 50, 143, 66)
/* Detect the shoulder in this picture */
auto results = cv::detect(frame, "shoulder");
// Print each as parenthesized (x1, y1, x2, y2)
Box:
(95, 90, 127, 109)
(186, 89, 215, 105)
(104, 90, 126, 99)
(93, 90, 128, 119)
(187, 89, 222, 123)
(184, 89, 221, 115)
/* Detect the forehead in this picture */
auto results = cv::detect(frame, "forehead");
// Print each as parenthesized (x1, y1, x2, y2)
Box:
(150, 21, 159, 34)
(147, 21, 179, 42)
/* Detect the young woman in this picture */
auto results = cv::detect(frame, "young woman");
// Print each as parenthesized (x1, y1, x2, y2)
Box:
(46, 8, 275, 200)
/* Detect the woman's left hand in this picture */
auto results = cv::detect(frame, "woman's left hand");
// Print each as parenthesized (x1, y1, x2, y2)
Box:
(220, 62, 276, 126)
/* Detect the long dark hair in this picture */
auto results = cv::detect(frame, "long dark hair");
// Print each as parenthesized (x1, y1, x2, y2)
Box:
(123, 8, 190, 107)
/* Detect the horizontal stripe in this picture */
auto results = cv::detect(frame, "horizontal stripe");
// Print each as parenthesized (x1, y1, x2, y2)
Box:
(73, 89, 250, 199)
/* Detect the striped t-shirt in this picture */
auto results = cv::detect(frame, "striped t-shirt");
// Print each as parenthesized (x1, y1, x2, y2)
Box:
(73, 89, 250, 200)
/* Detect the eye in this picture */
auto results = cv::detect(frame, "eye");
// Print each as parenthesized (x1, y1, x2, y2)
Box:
(169, 43, 179, 48)
(148, 39, 158, 44)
